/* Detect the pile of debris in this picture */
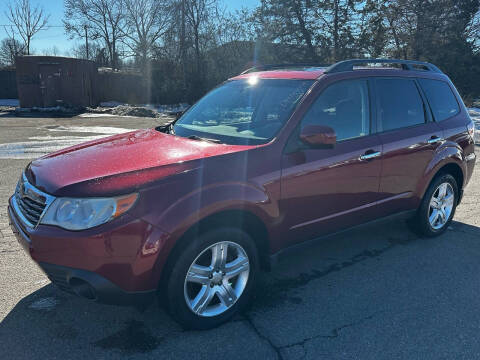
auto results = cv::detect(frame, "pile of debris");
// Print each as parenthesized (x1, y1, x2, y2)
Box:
(86, 105, 160, 118)
(86, 102, 189, 118)
(0, 99, 19, 113)
(1, 98, 189, 119)
(468, 104, 480, 144)
(0, 105, 15, 113)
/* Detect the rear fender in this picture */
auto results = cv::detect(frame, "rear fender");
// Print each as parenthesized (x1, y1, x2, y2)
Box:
(415, 141, 466, 202)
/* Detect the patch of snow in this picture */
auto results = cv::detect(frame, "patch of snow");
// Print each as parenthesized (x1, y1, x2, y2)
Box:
(0, 126, 133, 159)
(469, 108, 480, 117)
(45, 125, 132, 134)
(28, 135, 103, 141)
(0, 99, 19, 106)
(0, 138, 102, 159)
(29, 297, 58, 311)
(34, 279, 50, 286)
(78, 113, 119, 118)
(468, 108, 480, 144)
(92, 102, 189, 116)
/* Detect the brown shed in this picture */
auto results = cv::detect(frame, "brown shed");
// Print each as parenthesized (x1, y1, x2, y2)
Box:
(16, 56, 98, 108)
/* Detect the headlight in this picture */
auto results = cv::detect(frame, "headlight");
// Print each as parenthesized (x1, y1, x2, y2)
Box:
(41, 193, 138, 230)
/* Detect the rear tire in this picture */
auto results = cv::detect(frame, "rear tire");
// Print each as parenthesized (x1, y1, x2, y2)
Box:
(164, 227, 258, 330)
(413, 173, 458, 237)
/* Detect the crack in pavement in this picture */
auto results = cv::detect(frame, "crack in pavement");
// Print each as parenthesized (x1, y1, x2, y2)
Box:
(242, 235, 422, 359)
(242, 311, 381, 360)
(253, 237, 412, 309)
(0, 249, 21, 253)
(277, 312, 381, 359)
(260, 305, 430, 359)
(243, 312, 285, 360)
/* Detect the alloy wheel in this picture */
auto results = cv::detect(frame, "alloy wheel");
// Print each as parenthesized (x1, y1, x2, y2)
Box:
(428, 182, 455, 230)
(183, 241, 250, 317)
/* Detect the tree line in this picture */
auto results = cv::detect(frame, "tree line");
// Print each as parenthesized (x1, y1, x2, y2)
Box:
(2, 0, 480, 104)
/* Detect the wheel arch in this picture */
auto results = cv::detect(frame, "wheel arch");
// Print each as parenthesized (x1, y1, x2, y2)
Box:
(157, 208, 271, 293)
(419, 159, 465, 202)
(435, 163, 464, 191)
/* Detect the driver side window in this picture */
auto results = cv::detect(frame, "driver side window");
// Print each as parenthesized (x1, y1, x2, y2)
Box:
(301, 79, 370, 141)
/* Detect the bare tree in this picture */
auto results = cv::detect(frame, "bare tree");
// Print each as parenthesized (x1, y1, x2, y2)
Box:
(184, 0, 218, 75)
(5, 0, 50, 55)
(0, 37, 25, 66)
(41, 45, 60, 56)
(71, 42, 102, 61)
(160, 0, 218, 99)
(121, 0, 171, 74)
(64, 0, 124, 69)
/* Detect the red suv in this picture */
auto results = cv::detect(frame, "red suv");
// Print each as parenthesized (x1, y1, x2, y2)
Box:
(8, 59, 476, 329)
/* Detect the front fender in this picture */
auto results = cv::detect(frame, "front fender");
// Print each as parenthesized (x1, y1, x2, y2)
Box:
(157, 182, 279, 239)
(415, 141, 466, 200)
(143, 181, 280, 287)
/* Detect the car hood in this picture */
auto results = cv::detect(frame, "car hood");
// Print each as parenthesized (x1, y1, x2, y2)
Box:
(26, 128, 256, 196)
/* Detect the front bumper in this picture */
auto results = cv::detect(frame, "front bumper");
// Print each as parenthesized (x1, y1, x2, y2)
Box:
(8, 199, 168, 305)
(38, 262, 155, 305)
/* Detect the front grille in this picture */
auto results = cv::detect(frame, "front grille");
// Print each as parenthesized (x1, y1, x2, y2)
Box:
(12, 173, 55, 228)
(16, 190, 46, 225)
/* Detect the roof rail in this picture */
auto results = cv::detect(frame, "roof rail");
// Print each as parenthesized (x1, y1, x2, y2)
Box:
(241, 63, 328, 74)
(324, 59, 442, 74)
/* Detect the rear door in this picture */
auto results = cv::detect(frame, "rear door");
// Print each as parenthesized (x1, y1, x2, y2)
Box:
(374, 77, 444, 214)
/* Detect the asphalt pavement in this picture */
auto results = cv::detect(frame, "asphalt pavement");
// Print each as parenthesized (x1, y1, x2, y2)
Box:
(0, 113, 479, 360)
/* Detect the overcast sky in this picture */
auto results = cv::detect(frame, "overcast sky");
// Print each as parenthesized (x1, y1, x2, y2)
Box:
(0, 0, 259, 55)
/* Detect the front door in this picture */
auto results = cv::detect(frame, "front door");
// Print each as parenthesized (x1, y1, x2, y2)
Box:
(280, 78, 383, 246)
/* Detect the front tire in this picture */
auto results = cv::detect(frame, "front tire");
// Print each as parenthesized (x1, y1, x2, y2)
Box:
(164, 227, 258, 330)
(414, 173, 458, 237)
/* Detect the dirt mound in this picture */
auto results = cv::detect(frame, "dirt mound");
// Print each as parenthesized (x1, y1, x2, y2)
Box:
(110, 105, 158, 118)
(86, 105, 165, 118)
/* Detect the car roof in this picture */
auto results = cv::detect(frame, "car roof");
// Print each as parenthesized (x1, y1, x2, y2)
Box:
(230, 59, 445, 81)
(231, 68, 326, 81)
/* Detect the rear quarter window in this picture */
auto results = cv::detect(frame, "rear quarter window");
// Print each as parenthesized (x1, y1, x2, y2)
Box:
(418, 78, 460, 121)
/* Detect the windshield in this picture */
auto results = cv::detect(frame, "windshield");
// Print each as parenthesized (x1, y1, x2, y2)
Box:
(173, 79, 314, 145)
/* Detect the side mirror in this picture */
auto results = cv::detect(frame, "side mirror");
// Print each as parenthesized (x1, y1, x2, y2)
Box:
(299, 125, 336, 148)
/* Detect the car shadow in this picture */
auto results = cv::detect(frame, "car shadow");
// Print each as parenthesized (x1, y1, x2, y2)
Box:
(252, 219, 480, 308)
(1, 219, 480, 358)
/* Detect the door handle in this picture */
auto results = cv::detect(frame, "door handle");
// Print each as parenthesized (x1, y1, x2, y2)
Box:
(360, 151, 381, 161)
(427, 136, 443, 144)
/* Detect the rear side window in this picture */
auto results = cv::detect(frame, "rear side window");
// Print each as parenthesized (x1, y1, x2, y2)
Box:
(418, 79, 460, 121)
(301, 79, 370, 141)
(375, 78, 425, 132)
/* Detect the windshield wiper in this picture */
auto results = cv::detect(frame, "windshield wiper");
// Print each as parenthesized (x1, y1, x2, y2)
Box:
(187, 135, 223, 144)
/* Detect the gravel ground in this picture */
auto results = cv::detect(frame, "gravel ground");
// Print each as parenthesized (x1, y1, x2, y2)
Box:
(0, 114, 479, 360)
